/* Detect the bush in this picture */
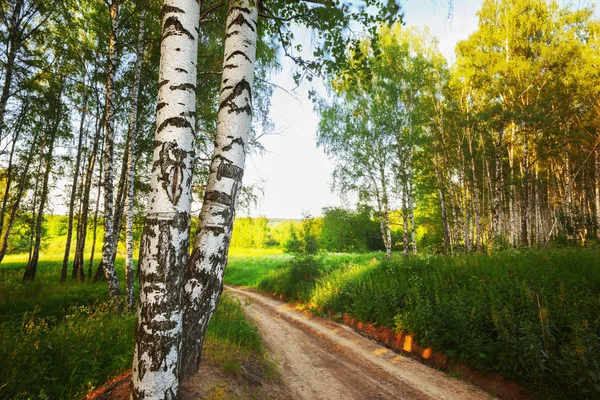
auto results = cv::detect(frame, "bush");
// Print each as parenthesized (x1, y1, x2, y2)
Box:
(258, 255, 323, 303)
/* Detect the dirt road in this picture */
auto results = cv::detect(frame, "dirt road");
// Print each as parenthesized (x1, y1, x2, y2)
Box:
(227, 286, 494, 400)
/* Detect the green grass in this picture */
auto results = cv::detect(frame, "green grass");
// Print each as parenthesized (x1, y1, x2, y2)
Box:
(225, 248, 600, 399)
(0, 255, 269, 399)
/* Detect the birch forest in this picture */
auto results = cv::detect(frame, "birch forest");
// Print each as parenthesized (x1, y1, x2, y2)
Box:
(318, 0, 600, 256)
(1, 0, 600, 398)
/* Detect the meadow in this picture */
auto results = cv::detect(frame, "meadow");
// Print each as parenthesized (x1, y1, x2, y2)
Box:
(2, 232, 599, 399)
(226, 248, 600, 399)
(0, 252, 267, 399)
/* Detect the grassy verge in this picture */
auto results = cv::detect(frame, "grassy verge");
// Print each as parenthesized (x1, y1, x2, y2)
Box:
(0, 257, 272, 399)
(225, 248, 600, 399)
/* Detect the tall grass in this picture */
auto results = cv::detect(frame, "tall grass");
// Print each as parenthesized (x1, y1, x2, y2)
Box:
(225, 249, 600, 398)
(0, 257, 268, 399)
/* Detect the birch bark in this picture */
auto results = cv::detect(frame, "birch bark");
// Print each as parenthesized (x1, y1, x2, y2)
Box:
(131, 0, 198, 397)
(100, 0, 121, 300)
(125, 9, 146, 310)
(0, 128, 38, 263)
(61, 87, 88, 282)
(73, 114, 102, 279)
(23, 100, 61, 281)
(595, 148, 600, 242)
(180, 0, 258, 379)
(490, 129, 503, 248)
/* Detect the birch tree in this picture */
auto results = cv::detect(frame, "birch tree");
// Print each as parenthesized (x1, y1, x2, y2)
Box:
(131, 0, 199, 397)
(100, 0, 120, 300)
(180, 0, 259, 379)
(125, 7, 147, 310)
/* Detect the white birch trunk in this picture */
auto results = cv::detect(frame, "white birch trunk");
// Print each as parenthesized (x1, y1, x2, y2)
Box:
(595, 148, 600, 242)
(131, 1, 198, 398)
(125, 8, 146, 311)
(409, 186, 417, 255)
(180, 0, 258, 379)
(101, 0, 121, 300)
(490, 129, 503, 249)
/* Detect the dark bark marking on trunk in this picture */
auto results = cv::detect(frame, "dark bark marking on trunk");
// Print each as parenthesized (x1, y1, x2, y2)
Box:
(205, 190, 233, 206)
(153, 141, 191, 206)
(157, 116, 193, 135)
(175, 67, 188, 73)
(226, 50, 252, 63)
(204, 226, 226, 235)
(222, 137, 245, 153)
(169, 83, 196, 92)
(216, 162, 243, 180)
(225, 30, 241, 39)
(158, 80, 170, 89)
(223, 63, 239, 70)
(227, 10, 255, 32)
(179, 111, 195, 118)
(157, 102, 167, 111)
(162, 16, 195, 41)
(161, 5, 185, 19)
(218, 78, 252, 115)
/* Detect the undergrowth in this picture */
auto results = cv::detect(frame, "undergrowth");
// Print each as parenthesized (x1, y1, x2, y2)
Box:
(0, 258, 268, 399)
(225, 248, 600, 399)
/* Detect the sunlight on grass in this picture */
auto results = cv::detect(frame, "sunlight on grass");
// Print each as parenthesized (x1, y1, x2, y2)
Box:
(228, 247, 283, 258)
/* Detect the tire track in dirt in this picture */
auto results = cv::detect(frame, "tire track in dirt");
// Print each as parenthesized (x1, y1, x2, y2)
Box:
(227, 286, 494, 400)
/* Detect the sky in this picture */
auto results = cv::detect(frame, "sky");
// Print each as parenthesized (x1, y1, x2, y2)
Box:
(241, 0, 483, 219)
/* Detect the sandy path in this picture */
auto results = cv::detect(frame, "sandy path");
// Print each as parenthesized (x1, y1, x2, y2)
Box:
(227, 286, 494, 400)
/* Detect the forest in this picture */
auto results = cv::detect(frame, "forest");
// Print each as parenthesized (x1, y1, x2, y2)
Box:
(1, 0, 599, 399)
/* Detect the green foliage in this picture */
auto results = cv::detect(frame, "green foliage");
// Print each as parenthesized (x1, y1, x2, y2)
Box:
(258, 255, 323, 303)
(283, 214, 322, 255)
(0, 260, 134, 399)
(205, 293, 263, 354)
(0, 257, 266, 399)
(321, 206, 383, 252)
(230, 217, 270, 249)
(228, 249, 600, 399)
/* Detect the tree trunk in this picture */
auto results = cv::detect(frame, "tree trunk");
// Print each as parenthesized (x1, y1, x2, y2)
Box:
(0, 101, 28, 241)
(125, 8, 146, 310)
(520, 133, 529, 247)
(0, 129, 38, 263)
(73, 115, 102, 280)
(61, 88, 88, 282)
(23, 111, 60, 281)
(377, 155, 392, 259)
(490, 129, 503, 249)
(180, 0, 258, 380)
(595, 148, 600, 242)
(402, 190, 409, 257)
(131, 0, 199, 397)
(381, 190, 392, 260)
(100, 0, 121, 300)
(468, 135, 482, 251)
(90, 138, 105, 280)
(0, 0, 23, 138)
(433, 160, 450, 252)
(408, 179, 417, 255)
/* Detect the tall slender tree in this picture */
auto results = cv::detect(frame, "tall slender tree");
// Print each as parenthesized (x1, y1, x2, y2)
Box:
(180, 0, 259, 379)
(100, 0, 121, 300)
(131, 0, 199, 396)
